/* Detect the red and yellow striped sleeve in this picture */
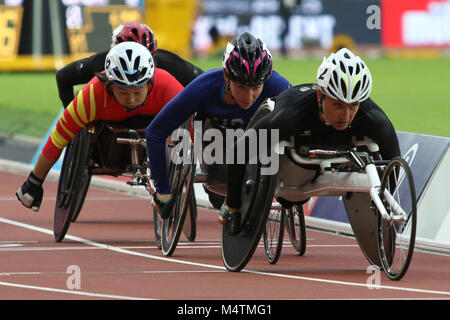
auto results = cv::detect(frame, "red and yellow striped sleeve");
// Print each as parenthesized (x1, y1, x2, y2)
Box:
(42, 78, 106, 162)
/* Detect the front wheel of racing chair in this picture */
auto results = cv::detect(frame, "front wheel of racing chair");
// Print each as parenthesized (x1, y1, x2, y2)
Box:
(377, 156, 417, 281)
(285, 204, 307, 256)
(53, 128, 93, 242)
(263, 203, 286, 264)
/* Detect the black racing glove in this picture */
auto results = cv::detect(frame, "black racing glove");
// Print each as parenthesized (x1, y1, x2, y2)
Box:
(16, 171, 44, 212)
(151, 192, 174, 220)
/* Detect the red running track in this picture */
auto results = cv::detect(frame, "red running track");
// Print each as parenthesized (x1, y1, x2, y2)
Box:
(1, 171, 450, 301)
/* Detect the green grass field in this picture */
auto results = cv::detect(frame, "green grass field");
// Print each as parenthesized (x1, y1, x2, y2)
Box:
(0, 56, 449, 138)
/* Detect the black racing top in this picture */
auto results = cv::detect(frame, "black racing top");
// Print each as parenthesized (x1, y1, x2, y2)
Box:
(253, 83, 400, 161)
(56, 49, 203, 107)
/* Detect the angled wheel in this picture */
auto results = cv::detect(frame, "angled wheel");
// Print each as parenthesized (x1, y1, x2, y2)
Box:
(161, 135, 195, 256)
(182, 187, 197, 241)
(263, 203, 285, 264)
(70, 153, 93, 222)
(53, 129, 93, 242)
(153, 208, 162, 249)
(221, 102, 277, 272)
(377, 157, 417, 281)
(152, 145, 172, 250)
(221, 163, 277, 272)
(285, 204, 307, 256)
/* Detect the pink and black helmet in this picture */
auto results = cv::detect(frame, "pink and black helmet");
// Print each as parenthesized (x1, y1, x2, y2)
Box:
(222, 32, 273, 86)
(111, 22, 157, 55)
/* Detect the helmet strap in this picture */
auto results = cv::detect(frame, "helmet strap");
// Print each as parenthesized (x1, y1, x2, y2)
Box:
(224, 80, 236, 104)
(318, 93, 332, 126)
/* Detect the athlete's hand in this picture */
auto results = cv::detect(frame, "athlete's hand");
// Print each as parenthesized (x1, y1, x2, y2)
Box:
(16, 172, 44, 212)
(151, 192, 173, 219)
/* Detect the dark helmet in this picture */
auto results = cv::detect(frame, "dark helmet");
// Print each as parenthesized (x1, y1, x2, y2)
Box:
(222, 32, 273, 86)
(111, 22, 157, 55)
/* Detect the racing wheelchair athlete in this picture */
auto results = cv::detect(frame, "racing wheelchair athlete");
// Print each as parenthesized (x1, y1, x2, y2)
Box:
(144, 32, 291, 256)
(16, 42, 195, 244)
(221, 48, 417, 280)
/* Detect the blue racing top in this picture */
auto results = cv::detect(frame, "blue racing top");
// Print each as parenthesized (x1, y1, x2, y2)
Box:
(145, 68, 291, 194)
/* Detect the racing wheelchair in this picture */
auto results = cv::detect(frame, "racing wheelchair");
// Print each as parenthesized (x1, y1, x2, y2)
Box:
(190, 111, 307, 264)
(53, 116, 197, 256)
(262, 202, 307, 264)
(219, 107, 417, 281)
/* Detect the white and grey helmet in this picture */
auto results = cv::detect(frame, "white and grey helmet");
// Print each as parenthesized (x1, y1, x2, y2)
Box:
(105, 41, 154, 87)
(316, 48, 372, 103)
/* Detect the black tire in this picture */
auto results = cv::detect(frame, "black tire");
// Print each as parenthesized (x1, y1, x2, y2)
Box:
(70, 158, 92, 222)
(221, 163, 277, 272)
(182, 187, 197, 241)
(153, 208, 162, 249)
(263, 204, 286, 264)
(53, 129, 92, 242)
(377, 157, 417, 281)
(152, 145, 173, 250)
(161, 141, 195, 256)
(221, 103, 277, 272)
(285, 204, 307, 256)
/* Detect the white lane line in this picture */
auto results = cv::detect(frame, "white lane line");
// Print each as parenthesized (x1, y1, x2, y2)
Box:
(0, 243, 361, 252)
(0, 244, 23, 248)
(0, 241, 37, 243)
(1, 216, 450, 297)
(245, 269, 450, 296)
(1, 270, 224, 276)
(0, 245, 222, 251)
(0, 281, 150, 300)
(0, 217, 226, 271)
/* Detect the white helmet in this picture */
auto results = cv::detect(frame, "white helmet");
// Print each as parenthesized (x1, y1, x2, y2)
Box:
(317, 48, 372, 103)
(105, 41, 154, 87)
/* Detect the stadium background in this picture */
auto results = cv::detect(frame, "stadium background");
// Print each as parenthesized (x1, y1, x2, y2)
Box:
(0, 0, 449, 259)
(2, 0, 450, 67)
(0, 0, 449, 139)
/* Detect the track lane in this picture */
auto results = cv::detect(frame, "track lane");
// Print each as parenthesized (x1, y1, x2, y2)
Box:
(1, 171, 450, 300)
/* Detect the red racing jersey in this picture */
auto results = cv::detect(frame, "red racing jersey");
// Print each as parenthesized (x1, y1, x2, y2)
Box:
(42, 68, 183, 162)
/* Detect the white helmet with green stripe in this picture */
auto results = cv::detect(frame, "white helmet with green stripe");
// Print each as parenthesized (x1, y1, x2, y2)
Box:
(316, 48, 372, 103)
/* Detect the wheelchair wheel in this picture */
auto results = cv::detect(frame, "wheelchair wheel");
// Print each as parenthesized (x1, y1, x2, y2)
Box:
(161, 147, 195, 256)
(221, 163, 277, 272)
(53, 129, 92, 242)
(285, 204, 307, 256)
(70, 158, 92, 222)
(377, 157, 417, 281)
(263, 203, 285, 264)
(182, 187, 197, 241)
(153, 208, 162, 249)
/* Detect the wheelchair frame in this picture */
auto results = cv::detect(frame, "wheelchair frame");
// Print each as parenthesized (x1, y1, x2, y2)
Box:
(220, 137, 417, 280)
(52, 119, 197, 256)
(214, 99, 417, 280)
